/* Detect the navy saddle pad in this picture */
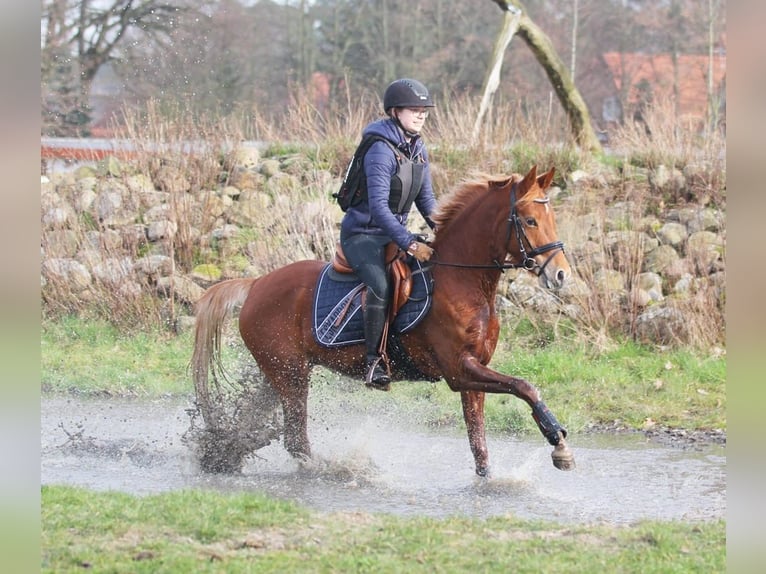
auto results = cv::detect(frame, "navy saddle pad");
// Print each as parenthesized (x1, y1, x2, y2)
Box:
(312, 260, 433, 348)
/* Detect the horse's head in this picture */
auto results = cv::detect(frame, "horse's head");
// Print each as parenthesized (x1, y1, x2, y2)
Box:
(431, 165, 570, 289)
(499, 165, 570, 289)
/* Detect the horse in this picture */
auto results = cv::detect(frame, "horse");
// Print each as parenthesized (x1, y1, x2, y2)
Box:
(191, 164, 575, 477)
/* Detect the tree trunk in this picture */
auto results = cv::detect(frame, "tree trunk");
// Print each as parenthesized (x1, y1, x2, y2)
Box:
(517, 14, 601, 152)
(472, 10, 521, 144)
(570, 0, 579, 79)
(488, 1, 602, 153)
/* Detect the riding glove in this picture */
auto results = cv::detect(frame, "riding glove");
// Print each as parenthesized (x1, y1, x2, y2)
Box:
(408, 241, 434, 262)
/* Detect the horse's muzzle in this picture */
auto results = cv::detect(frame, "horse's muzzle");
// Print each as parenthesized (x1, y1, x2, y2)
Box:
(538, 263, 569, 290)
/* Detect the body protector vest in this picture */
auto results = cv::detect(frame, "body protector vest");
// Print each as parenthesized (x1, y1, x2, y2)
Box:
(388, 151, 425, 214)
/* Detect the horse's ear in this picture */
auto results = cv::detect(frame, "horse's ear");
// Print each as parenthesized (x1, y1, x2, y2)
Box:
(518, 165, 538, 195)
(537, 167, 555, 191)
(489, 176, 514, 190)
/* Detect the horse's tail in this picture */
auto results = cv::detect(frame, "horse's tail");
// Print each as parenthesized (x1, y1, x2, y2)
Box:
(190, 277, 257, 426)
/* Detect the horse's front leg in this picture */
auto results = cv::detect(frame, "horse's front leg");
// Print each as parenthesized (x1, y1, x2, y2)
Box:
(455, 355, 575, 471)
(460, 391, 490, 477)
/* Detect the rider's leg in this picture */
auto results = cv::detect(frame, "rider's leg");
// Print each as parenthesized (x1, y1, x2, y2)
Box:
(363, 289, 390, 388)
(340, 234, 391, 389)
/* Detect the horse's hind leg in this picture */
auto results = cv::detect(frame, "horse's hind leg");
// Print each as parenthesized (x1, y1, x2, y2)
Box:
(266, 368, 311, 460)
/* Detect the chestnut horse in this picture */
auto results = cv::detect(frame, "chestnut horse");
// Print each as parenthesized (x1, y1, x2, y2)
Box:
(191, 165, 575, 476)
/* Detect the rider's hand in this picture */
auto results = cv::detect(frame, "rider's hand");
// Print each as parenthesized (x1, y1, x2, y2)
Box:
(408, 241, 434, 262)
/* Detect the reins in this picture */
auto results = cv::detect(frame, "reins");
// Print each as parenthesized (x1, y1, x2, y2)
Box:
(429, 181, 565, 276)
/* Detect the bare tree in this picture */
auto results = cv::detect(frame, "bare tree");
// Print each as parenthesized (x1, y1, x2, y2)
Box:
(570, 0, 579, 79)
(41, 0, 188, 135)
(39, 0, 724, 141)
(472, 6, 522, 144)
(482, 0, 601, 152)
(701, 0, 725, 128)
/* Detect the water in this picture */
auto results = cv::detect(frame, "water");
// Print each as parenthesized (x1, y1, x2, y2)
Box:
(41, 395, 725, 525)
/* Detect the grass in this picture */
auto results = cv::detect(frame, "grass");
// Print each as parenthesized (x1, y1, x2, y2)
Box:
(41, 316, 194, 397)
(40, 315, 725, 435)
(39, 320, 727, 572)
(491, 341, 726, 433)
(360, 340, 726, 437)
(41, 485, 725, 573)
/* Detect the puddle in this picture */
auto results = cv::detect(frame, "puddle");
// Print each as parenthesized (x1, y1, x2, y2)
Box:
(41, 395, 725, 525)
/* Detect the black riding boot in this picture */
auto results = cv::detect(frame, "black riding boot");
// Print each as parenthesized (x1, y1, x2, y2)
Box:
(363, 294, 390, 390)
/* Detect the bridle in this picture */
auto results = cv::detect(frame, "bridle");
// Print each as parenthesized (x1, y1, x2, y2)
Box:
(430, 181, 565, 276)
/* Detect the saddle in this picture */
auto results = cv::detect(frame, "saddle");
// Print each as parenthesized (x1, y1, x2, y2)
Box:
(332, 241, 414, 359)
(332, 241, 413, 320)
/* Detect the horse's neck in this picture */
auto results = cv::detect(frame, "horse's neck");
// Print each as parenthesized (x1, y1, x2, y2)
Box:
(433, 229, 505, 298)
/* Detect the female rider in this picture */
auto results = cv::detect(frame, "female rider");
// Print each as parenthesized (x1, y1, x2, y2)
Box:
(340, 78, 438, 390)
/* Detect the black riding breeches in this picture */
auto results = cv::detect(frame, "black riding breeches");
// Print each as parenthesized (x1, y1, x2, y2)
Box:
(339, 233, 392, 301)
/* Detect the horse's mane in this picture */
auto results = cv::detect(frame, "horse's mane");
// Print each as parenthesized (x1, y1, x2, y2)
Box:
(432, 172, 523, 234)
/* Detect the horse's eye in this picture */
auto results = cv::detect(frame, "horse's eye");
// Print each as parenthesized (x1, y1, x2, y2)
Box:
(525, 217, 537, 227)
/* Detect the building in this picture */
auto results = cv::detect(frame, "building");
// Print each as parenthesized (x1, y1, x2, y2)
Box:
(599, 51, 726, 131)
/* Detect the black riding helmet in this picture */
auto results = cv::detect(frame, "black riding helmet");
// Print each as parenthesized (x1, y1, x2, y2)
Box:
(383, 79, 435, 113)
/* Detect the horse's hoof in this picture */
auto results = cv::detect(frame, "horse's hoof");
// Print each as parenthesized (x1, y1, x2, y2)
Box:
(551, 441, 575, 471)
(475, 465, 491, 478)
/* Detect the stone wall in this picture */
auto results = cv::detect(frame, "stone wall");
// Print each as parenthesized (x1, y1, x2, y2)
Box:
(40, 150, 725, 346)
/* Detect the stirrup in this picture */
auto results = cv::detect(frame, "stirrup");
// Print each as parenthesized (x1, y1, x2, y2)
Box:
(365, 356, 391, 391)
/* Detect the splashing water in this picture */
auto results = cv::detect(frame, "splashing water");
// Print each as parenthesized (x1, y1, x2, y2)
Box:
(41, 395, 725, 524)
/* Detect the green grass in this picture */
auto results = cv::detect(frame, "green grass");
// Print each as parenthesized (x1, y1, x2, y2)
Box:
(41, 485, 725, 573)
(40, 318, 726, 572)
(317, 341, 726, 437)
(41, 316, 725, 435)
(41, 316, 194, 397)
(490, 341, 726, 433)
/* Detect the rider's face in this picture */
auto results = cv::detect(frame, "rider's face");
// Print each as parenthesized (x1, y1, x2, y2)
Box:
(395, 107, 429, 134)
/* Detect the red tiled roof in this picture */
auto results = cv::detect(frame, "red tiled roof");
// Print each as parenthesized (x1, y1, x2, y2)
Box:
(602, 52, 726, 119)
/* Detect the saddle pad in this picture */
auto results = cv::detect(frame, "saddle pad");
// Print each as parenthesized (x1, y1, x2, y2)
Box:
(312, 260, 433, 348)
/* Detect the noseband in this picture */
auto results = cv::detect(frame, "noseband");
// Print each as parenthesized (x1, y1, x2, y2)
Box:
(431, 181, 565, 274)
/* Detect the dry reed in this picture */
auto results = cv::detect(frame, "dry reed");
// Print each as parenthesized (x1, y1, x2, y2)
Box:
(41, 84, 725, 350)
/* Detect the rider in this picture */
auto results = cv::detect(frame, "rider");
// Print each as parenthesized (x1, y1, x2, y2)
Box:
(340, 78, 438, 390)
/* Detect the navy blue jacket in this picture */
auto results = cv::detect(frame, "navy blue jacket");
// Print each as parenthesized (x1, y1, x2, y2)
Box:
(340, 118, 437, 250)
